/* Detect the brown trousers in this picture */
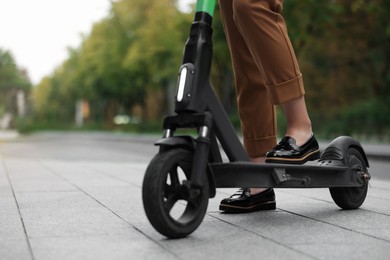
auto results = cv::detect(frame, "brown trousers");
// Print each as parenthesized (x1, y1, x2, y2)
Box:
(219, 0, 306, 157)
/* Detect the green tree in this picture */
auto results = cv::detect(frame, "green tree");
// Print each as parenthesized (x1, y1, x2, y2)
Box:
(121, 0, 192, 116)
(0, 49, 31, 117)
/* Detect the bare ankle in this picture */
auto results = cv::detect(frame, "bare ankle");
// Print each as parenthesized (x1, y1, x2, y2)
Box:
(250, 188, 268, 195)
(248, 157, 267, 194)
(286, 124, 313, 146)
(282, 96, 314, 146)
(250, 156, 266, 163)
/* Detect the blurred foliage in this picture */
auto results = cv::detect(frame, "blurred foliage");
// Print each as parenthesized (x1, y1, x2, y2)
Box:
(283, 0, 390, 139)
(21, 0, 390, 140)
(32, 0, 193, 128)
(0, 49, 31, 117)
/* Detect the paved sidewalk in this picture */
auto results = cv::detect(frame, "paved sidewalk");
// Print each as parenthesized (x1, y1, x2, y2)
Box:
(1, 132, 390, 260)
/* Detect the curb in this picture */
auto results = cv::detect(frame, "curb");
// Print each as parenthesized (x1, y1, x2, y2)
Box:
(0, 130, 19, 141)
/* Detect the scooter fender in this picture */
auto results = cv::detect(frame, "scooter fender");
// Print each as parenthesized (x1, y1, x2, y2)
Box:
(154, 135, 196, 151)
(319, 136, 369, 167)
(154, 135, 216, 198)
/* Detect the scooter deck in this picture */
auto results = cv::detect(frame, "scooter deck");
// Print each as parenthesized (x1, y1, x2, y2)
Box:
(211, 162, 364, 188)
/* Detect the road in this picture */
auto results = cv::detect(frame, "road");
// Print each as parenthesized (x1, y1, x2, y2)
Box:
(1, 132, 390, 260)
(1, 132, 389, 181)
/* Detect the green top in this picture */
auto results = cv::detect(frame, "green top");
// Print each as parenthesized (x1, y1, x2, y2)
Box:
(195, 0, 216, 17)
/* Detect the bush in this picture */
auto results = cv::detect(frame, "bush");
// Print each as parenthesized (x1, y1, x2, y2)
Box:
(312, 99, 390, 141)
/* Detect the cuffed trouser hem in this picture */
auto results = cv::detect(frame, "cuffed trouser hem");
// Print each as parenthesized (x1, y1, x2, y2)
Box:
(267, 74, 305, 105)
(244, 136, 277, 158)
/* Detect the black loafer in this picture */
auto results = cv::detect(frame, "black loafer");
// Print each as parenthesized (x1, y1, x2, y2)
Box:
(219, 188, 276, 213)
(265, 135, 320, 164)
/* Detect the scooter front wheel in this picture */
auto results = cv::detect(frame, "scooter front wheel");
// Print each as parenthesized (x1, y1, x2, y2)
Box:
(142, 148, 209, 238)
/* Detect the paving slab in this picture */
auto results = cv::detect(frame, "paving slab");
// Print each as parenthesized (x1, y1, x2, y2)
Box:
(291, 242, 390, 260)
(0, 159, 32, 260)
(3, 159, 76, 192)
(0, 239, 32, 260)
(1, 132, 390, 260)
(29, 235, 180, 260)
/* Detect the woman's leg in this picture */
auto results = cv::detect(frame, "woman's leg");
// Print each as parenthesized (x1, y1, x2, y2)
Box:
(218, 0, 317, 212)
(219, 0, 277, 160)
(232, 0, 317, 163)
(219, 0, 276, 208)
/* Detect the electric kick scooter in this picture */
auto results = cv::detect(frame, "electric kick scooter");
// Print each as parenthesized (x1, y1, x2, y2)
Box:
(142, 0, 371, 239)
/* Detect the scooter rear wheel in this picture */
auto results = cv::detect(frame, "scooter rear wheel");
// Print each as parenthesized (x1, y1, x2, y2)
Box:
(329, 147, 368, 209)
(142, 148, 209, 238)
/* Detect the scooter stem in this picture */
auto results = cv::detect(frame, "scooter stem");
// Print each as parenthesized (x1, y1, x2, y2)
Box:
(196, 0, 216, 16)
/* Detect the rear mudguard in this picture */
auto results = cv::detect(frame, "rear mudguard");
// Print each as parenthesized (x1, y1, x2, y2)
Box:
(155, 136, 216, 198)
(319, 136, 369, 168)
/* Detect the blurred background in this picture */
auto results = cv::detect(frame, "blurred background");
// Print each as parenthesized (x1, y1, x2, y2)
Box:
(1, 0, 389, 141)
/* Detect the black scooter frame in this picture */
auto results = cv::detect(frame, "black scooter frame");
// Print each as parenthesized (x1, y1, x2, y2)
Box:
(156, 12, 370, 196)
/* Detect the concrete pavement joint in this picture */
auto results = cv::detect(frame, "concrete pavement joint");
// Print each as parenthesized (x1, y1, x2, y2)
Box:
(2, 159, 36, 260)
(278, 189, 390, 218)
(81, 162, 142, 189)
(278, 208, 390, 244)
(208, 213, 319, 260)
(74, 163, 192, 259)
(38, 160, 183, 260)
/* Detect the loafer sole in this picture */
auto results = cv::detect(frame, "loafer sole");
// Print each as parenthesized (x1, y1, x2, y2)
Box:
(219, 201, 276, 213)
(265, 149, 320, 165)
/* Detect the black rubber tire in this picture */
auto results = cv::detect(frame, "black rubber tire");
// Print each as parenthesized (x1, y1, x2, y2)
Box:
(142, 148, 209, 238)
(329, 147, 368, 209)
